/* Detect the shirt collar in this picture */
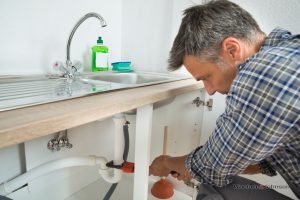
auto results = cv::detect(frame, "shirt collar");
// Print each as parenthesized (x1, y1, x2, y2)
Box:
(260, 27, 291, 51)
(237, 27, 291, 71)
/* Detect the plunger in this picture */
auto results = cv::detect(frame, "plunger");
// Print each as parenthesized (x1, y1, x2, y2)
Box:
(151, 126, 174, 199)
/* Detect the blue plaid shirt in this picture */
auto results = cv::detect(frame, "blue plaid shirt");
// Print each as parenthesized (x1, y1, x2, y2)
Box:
(186, 28, 300, 196)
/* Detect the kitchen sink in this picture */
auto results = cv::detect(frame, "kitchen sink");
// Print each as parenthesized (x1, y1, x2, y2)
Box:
(81, 71, 187, 86)
(0, 71, 189, 111)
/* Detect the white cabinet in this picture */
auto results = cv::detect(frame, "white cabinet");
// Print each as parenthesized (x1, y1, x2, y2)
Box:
(1, 89, 228, 200)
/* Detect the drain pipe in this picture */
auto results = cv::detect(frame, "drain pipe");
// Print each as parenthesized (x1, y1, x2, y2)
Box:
(99, 113, 126, 183)
(0, 156, 108, 196)
(103, 113, 130, 200)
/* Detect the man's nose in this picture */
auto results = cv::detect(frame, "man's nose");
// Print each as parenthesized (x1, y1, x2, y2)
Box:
(204, 82, 216, 95)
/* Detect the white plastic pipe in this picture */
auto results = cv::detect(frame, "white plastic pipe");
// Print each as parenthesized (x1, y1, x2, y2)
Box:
(0, 155, 108, 195)
(0, 114, 127, 196)
(102, 113, 126, 183)
(96, 114, 126, 183)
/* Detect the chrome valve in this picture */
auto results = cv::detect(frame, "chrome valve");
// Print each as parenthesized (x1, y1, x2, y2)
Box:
(47, 130, 73, 151)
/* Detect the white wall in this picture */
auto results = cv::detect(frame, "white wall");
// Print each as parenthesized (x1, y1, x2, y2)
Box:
(0, 0, 122, 75)
(121, 0, 174, 73)
(230, 0, 300, 34)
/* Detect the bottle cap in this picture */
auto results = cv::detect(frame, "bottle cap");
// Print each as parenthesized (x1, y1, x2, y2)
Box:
(97, 37, 103, 44)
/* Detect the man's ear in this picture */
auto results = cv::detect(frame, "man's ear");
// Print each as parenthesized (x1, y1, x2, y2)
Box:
(221, 37, 243, 63)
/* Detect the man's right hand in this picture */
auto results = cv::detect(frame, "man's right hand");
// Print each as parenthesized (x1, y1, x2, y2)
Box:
(149, 154, 192, 182)
(242, 164, 261, 175)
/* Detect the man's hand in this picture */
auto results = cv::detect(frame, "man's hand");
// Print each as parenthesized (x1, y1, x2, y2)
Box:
(242, 164, 261, 175)
(149, 155, 192, 182)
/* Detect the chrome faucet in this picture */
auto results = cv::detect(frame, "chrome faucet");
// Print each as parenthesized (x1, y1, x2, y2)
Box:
(55, 12, 107, 78)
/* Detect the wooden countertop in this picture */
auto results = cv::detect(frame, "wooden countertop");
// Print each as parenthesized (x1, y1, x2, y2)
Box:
(0, 78, 203, 149)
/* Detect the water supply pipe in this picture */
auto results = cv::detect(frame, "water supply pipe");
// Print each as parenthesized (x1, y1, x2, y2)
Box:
(0, 156, 108, 196)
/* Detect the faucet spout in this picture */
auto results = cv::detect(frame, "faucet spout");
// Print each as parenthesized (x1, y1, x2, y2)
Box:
(66, 12, 107, 70)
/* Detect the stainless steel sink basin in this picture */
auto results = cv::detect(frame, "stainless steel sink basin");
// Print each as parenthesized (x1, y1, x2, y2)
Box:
(0, 71, 189, 112)
(81, 71, 187, 86)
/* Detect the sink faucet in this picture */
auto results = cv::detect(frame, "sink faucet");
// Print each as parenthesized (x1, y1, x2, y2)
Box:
(55, 12, 107, 78)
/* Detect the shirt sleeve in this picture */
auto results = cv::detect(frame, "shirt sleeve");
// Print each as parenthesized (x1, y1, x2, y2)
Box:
(185, 55, 299, 187)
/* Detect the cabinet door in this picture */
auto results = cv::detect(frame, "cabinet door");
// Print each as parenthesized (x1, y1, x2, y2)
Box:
(149, 89, 226, 158)
(150, 89, 206, 158)
(199, 92, 226, 145)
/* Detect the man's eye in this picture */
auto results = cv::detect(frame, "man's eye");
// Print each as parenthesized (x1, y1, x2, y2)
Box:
(202, 76, 209, 81)
(204, 75, 211, 80)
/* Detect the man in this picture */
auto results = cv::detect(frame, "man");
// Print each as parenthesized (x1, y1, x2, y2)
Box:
(149, 0, 299, 199)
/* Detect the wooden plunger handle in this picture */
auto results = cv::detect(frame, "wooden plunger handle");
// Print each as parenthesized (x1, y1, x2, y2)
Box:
(163, 126, 179, 176)
(163, 126, 168, 155)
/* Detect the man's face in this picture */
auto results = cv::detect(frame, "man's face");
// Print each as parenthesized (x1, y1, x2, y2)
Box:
(183, 55, 237, 95)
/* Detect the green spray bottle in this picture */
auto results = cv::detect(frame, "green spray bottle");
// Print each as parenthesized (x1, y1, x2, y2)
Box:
(92, 37, 109, 72)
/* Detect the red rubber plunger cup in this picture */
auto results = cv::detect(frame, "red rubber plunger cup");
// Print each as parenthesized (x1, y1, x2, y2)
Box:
(151, 177, 174, 199)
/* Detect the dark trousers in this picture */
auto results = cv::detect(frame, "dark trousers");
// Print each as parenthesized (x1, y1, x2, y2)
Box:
(0, 196, 12, 200)
(197, 176, 293, 200)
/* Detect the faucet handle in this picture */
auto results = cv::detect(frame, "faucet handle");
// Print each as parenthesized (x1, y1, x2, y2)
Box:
(71, 60, 82, 73)
(52, 60, 82, 78)
(53, 61, 63, 70)
(53, 61, 68, 75)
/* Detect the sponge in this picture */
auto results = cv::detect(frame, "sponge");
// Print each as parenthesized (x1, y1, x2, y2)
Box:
(111, 62, 133, 72)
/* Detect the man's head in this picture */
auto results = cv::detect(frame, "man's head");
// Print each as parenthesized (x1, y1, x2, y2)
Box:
(169, 0, 264, 94)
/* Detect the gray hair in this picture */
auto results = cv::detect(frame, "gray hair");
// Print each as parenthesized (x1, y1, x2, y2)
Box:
(168, 0, 263, 70)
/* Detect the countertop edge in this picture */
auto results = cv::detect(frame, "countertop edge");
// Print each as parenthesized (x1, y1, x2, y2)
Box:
(0, 79, 203, 149)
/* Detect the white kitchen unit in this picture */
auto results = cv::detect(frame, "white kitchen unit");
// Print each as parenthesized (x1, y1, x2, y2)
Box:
(0, 79, 207, 200)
